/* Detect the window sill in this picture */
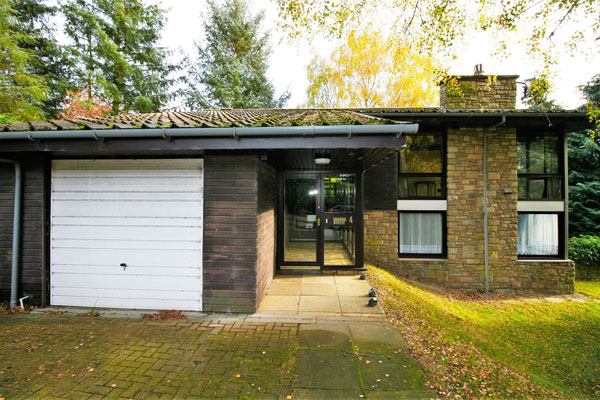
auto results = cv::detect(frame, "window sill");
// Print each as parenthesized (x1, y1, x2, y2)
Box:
(398, 257, 448, 262)
(517, 258, 571, 263)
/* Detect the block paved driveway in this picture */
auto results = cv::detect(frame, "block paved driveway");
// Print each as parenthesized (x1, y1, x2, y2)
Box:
(0, 312, 429, 399)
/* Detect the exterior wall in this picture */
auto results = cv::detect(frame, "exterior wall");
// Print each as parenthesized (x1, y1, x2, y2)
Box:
(440, 75, 518, 110)
(363, 129, 574, 294)
(203, 155, 277, 313)
(256, 160, 277, 307)
(0, 158, 47, 306)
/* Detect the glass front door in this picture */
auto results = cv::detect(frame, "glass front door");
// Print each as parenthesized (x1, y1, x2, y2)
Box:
(279, 173, 360, 269)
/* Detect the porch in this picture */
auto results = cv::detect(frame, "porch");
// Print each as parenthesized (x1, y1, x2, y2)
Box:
(257, 274, 384, 317)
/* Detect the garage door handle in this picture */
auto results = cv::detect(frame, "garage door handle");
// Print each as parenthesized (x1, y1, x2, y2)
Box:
(120, 263, 127, 270)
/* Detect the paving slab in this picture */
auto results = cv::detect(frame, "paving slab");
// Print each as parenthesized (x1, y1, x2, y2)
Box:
(299, 295, 341, 312)
(337, 283, 370, 297)
(340, 296, 384, 314)
(291, 388, 364, 399)
(302, 275, 336, 284)
(257, 295, 299, 313)
(301, 282, 338, 296)
(357, 353, 425, 392)
(298, 322, 351, 350)
(349, 322, 410, 353)
(293, 348, 360, 390)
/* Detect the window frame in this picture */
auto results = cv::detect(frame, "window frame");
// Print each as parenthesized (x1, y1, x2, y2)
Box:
(398, 131, 447, 200)
(517, 130, 565, 201)
(397, 210, 447, 258)
(517, 211, 565, 259)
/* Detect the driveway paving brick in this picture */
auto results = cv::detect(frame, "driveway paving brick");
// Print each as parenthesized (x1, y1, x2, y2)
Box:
(0, 313, 429, 399)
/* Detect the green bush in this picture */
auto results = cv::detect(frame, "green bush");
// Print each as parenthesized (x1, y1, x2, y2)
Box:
(569, 236, 600, 280)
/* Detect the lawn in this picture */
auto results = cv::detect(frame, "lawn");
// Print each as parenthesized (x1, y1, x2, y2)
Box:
(367, 266, 600, 399)
(575, 280, 600, 299)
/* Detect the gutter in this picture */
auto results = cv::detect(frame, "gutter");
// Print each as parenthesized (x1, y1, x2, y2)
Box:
(0, 124, 419, 141)
(0, 158, 22, 308)
(483, 115, 506, 294)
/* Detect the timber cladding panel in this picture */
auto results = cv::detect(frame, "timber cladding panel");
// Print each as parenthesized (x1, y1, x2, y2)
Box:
(363, 128, 574, 294)
(203, 155, 277, 313)
(0, 158, 46, 306)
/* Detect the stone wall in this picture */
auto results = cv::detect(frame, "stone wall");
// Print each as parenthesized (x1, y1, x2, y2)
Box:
(440, 75, 518, 110)
(363, 127, 575, 294)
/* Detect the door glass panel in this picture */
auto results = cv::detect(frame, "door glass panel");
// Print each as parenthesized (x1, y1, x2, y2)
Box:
(284, 178, 317, 262)
(324, 174, 355, 265)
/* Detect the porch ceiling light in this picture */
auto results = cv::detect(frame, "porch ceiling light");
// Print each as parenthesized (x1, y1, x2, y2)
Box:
(314, 154, 331, 165)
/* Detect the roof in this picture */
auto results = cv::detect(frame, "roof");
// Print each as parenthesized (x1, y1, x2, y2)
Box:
(0, 107, 589, 134)
(0, 109, 398, 132)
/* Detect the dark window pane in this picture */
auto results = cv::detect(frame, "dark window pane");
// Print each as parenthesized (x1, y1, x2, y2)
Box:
(399, 135, 443, 173)
(518, 214, 559, 256)
(399, 212, 443, 254)
(517, 133, 559, 174)
(518, 177, 562, 199)
(398, 176, 444, 198)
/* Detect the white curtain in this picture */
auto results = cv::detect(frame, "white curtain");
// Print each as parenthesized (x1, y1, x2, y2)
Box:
(518, 214, 558, 255)
(399, 213, 442, 254)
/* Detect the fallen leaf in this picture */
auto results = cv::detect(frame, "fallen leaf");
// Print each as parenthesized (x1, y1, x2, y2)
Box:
(110, 384, 117, 388)
(365, 360, 371, 364)
(286, 396, 292, 399)
(235, 374, 241, 378)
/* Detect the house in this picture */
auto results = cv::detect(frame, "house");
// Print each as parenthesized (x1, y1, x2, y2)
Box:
(0, 72, 590, 313)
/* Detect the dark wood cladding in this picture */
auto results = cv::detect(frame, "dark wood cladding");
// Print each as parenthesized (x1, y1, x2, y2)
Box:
(0, 158, 47, 306)
(363, 154, 397, 211)
(203, 155, 277, 313)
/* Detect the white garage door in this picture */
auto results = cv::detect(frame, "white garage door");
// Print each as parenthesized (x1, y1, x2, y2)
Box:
(50, 159, 203, 310)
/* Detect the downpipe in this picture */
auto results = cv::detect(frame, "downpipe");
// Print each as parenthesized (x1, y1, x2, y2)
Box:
(0, 158, 23, 308)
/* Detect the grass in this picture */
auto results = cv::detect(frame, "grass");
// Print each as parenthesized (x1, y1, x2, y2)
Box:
(367, 266, 600, 399)
(575, 281, 600, 299)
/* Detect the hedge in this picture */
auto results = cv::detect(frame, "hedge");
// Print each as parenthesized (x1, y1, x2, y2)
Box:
(569, 236, 600, 281)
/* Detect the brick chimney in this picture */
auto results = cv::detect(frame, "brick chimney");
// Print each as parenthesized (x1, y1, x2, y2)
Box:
(440, 66, 518, 110)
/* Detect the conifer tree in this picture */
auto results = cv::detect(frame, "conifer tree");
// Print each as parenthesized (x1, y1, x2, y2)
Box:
(62, 0, 176, 114)
(181, 0, 289, 109)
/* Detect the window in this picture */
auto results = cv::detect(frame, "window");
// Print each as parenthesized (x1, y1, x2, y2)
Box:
(398, 212, 446, 257)
(398, 134, 445, 198)
(517, 132, 563, 199)
(517, 213, 561, 257)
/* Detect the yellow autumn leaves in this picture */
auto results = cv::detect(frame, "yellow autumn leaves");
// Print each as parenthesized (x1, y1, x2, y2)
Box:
(306, 30, 439, 108)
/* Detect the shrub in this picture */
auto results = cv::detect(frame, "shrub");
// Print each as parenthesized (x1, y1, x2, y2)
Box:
(569, 236, 600, 280)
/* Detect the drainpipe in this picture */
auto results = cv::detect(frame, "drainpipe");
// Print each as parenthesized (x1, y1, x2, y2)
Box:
(0, 158, 23, 308)
(483, 115, 506, 294)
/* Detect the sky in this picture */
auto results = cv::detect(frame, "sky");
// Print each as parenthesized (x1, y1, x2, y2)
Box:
(157, 0, 600, 109)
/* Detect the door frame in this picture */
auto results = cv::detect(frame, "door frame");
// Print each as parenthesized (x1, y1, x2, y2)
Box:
(277, 170, 363, 270)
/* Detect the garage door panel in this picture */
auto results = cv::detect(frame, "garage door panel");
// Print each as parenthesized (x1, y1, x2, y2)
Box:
(50, 296, 202, 310)
(52, 200, 203, 218)
(52, 216, 203, 228)
(51, 288, 201, 301)
(53, 159, 203, 170)
(51, 247, 202, 266)
(52, 238, 202, 251)
(52, 274, 201, 291)
(52, 264, 201, 277)
(52, 225, 203, 241)
(52, 177, 203, 192)
(51, 159, 204, 311)
(51, 191, 203, 201)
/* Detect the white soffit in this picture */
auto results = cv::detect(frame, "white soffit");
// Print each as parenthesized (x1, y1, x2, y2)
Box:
(397, 200, 447, 211)
(518, 201, 565, 212)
